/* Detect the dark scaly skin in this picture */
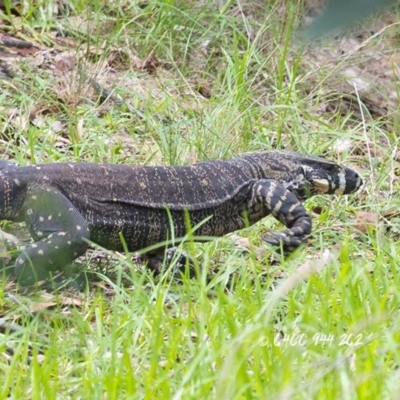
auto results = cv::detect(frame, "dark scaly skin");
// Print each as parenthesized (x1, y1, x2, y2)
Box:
(0, 150, 363, 285)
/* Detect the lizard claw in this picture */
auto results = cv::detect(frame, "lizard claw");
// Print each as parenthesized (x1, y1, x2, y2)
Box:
(145, 248, 196, 279)
(262, 230, 307, 253)
(165, 248, 196, 278)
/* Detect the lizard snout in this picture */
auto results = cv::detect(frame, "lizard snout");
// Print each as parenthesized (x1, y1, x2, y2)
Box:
(334, 167, 363, 195)
(344, 168, 363, 194)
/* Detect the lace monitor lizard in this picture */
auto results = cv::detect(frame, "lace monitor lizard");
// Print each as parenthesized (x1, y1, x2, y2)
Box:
(0, 150, 363, 285)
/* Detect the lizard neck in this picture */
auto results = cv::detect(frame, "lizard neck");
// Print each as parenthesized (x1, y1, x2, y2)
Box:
(234, 153, 309, 200)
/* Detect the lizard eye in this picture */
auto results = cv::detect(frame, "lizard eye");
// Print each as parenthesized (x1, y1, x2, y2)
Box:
(324, 164, 337, 174)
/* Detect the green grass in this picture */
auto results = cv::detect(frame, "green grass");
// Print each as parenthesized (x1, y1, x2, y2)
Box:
(1, 0, 400, 398)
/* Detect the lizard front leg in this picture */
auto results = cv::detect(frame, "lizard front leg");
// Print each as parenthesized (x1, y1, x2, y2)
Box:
(247, 179, 312, 253)
(15, 186, 90, 285)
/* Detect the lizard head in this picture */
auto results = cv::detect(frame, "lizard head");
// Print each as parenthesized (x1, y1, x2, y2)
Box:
(262, 150, 363, 201)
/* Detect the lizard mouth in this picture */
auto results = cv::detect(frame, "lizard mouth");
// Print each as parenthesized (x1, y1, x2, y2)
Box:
(311, 179, 331, 194)
(311, 169, 363, 195)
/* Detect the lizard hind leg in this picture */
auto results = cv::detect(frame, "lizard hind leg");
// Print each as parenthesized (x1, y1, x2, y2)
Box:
(15, 186, 90, 286)
(143, 248, 196, 279)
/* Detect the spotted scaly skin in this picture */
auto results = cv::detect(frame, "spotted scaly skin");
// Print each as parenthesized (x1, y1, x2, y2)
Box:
(0, 150, 363, 285)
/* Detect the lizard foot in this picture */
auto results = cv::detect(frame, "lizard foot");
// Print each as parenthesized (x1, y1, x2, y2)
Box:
(143, 247, 196, 279)
(262, 230, 308, 254)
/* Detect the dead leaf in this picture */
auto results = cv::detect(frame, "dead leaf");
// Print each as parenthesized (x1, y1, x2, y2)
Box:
(8, 108, 29, 131)
(232, 235, 251, 251)
(0, 228, 19, 245)
(31, 114, 45, 128)
(76, 118, 84, 140)
(107, 49, 131, 69)
(29, 296, 84, 313)
(270, 249, 336, 299)
(343, 68, 371, 93)
(51, 120, 64, 133)
(50, 35, 76, 48)
(60, 297, 85, 307)
(332, 139, 353, 154)
(296, 250, 334, 277)
(354, 211, 379, 233)
(54, 52, 76, 73)
(143, 55, 158, 74)
(195, 81, 212, 98)
(312, 206, 323, 215)
(29, 301, 58, 313)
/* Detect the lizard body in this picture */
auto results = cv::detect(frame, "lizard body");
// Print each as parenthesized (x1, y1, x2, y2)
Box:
(0, 150, 363, 285)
